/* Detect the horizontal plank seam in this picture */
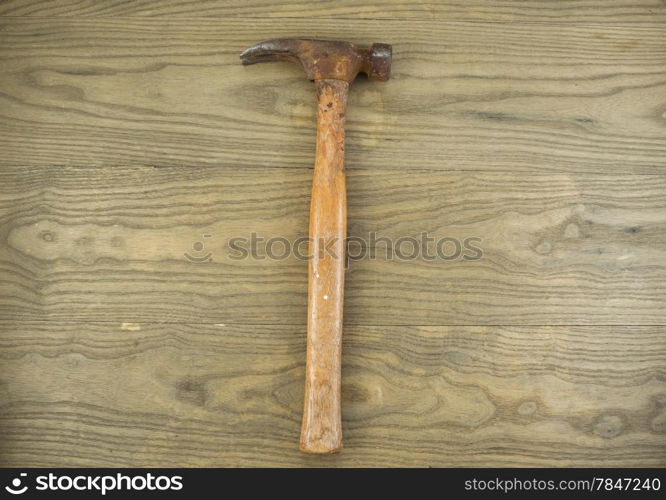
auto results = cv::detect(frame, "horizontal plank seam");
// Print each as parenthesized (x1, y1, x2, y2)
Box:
(0, 321, 665, 327)
(0, 16, 664, 27)
(2, 165, 666, 176)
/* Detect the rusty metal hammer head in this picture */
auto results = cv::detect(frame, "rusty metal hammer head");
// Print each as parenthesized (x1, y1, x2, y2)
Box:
(240, 39, 391, 83)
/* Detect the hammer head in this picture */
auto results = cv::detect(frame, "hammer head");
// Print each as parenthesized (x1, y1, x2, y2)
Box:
(240, 39, 391, 83)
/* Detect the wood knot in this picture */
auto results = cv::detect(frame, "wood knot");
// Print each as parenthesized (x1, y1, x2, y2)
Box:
(39, 230, 57, 243)
(593, 415, 624, 438)
(517, 401, 537, 416)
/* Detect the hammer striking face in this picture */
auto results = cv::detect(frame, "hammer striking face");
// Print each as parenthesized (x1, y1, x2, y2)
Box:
(240, 39, 392, 454)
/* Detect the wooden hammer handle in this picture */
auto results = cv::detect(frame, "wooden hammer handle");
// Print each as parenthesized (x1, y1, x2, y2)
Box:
(299, 79, 349, 454)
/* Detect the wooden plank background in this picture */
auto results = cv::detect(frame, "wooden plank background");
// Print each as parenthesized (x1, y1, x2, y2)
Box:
(0, 1, 665, 467)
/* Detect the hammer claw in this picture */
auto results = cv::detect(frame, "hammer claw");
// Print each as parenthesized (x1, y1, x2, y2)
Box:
(239, 39, 302, 66)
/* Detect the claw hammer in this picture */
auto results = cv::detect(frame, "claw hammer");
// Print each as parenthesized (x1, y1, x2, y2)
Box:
(240, 39, 392, 453)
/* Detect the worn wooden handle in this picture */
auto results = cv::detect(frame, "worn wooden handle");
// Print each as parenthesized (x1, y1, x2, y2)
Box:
(299, 79, 349, 454)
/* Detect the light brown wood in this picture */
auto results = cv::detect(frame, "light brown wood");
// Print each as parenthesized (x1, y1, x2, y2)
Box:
(0, 18, 665, 173)
(1, 2, 665, 467)
(300, 80, 349, 454)
(1, 166, 664, 326)
(1, 321, 664, 467)
(0, 0, 664, 24)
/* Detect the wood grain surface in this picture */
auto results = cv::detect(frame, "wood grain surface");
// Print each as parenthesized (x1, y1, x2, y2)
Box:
(0, 0, 664, 24)
(1, 322, 665, 467)
(1, 166, 665, 325)
(0, 19, 665, 173)
(0, 0, 665, 467)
